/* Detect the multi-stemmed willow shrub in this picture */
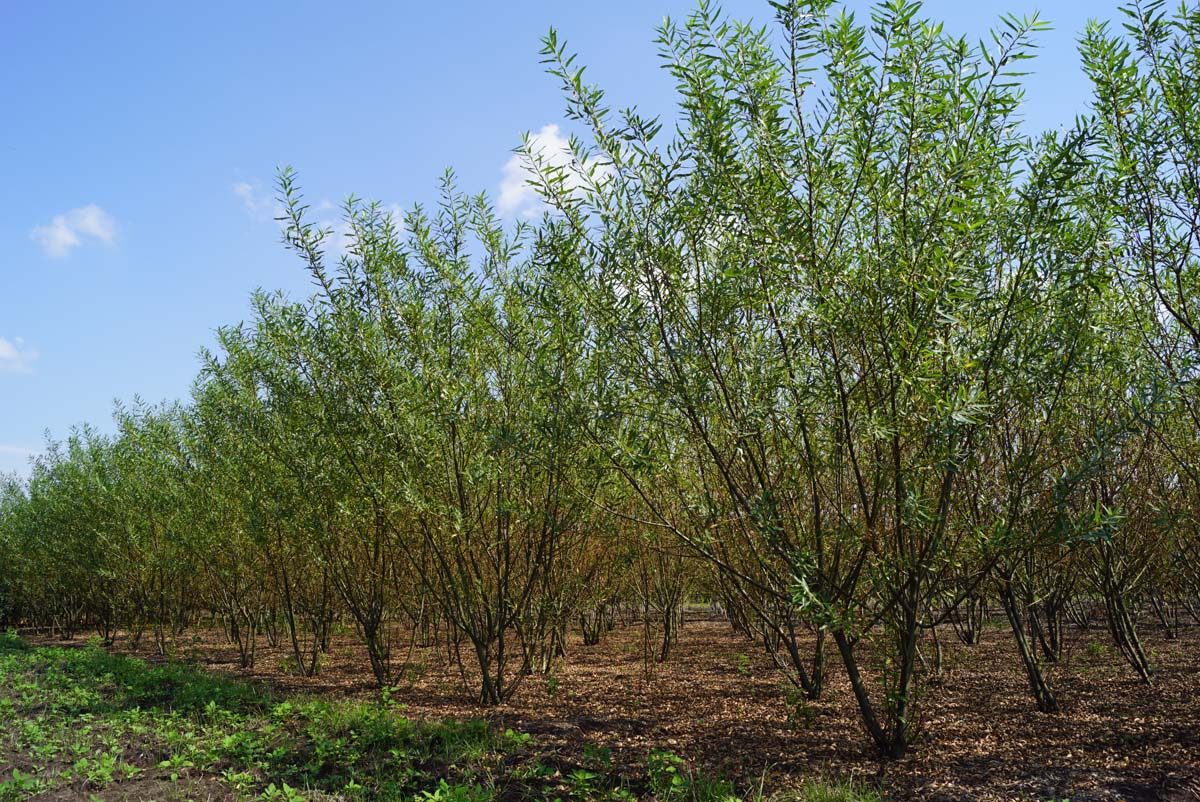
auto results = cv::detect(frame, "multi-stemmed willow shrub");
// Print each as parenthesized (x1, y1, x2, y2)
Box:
(209, 173, 610, 702)
(528, 0, 1117, 756)
(1083, 0, 1200, 644)
(1, 0, 1199, 761)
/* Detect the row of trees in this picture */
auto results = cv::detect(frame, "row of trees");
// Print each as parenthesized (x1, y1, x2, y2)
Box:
(2, 0, 1198, 758)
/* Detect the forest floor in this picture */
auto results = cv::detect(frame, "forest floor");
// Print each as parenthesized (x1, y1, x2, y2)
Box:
(12, 615, 1200, 802)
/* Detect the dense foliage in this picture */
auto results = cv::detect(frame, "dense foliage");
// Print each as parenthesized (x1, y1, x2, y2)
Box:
(3, 0, 1199, 761)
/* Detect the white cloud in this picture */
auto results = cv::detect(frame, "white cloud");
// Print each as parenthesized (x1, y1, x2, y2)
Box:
(498, 124, 609, 218)
(233, 182, 277, 219)
(30, 205, 116, 258)
(0, 336, 37, 373)
(320, 218, 355, 257)
(0, 444, 35, 457)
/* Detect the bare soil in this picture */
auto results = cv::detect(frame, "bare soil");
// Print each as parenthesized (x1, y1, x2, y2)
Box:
(37, 614, 1200, 801)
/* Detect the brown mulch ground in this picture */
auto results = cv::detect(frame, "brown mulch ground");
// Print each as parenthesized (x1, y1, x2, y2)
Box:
(37, 614, 1200, 801)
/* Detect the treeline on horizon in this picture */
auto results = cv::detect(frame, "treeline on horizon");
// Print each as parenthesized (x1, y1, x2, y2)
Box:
(2, 0, 1199, 759)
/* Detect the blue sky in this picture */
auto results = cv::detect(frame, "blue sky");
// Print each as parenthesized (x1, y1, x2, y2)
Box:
(1, 0, 1106, 476)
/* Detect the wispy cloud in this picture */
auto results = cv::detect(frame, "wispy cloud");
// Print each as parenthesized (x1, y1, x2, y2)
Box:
(498, 124, 609, 218)
(30, 204, 116, 258)
(233, 182, 277, 220)
(0, 336, 38, 373)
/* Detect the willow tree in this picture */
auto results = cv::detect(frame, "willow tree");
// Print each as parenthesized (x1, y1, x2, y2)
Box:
(388, 191, 604, 702)
(531, 0, 1103, 756)
(1083, 1, 1200, 628)
(0, 474, 21, 627)
(196, 329, 339, 676)
(183, 379, 285, 669)
(263, 172, 608, 702)
(231, 285, 402, 685)
(0, 428, 124, 639)
(110, 403, 200, 655)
